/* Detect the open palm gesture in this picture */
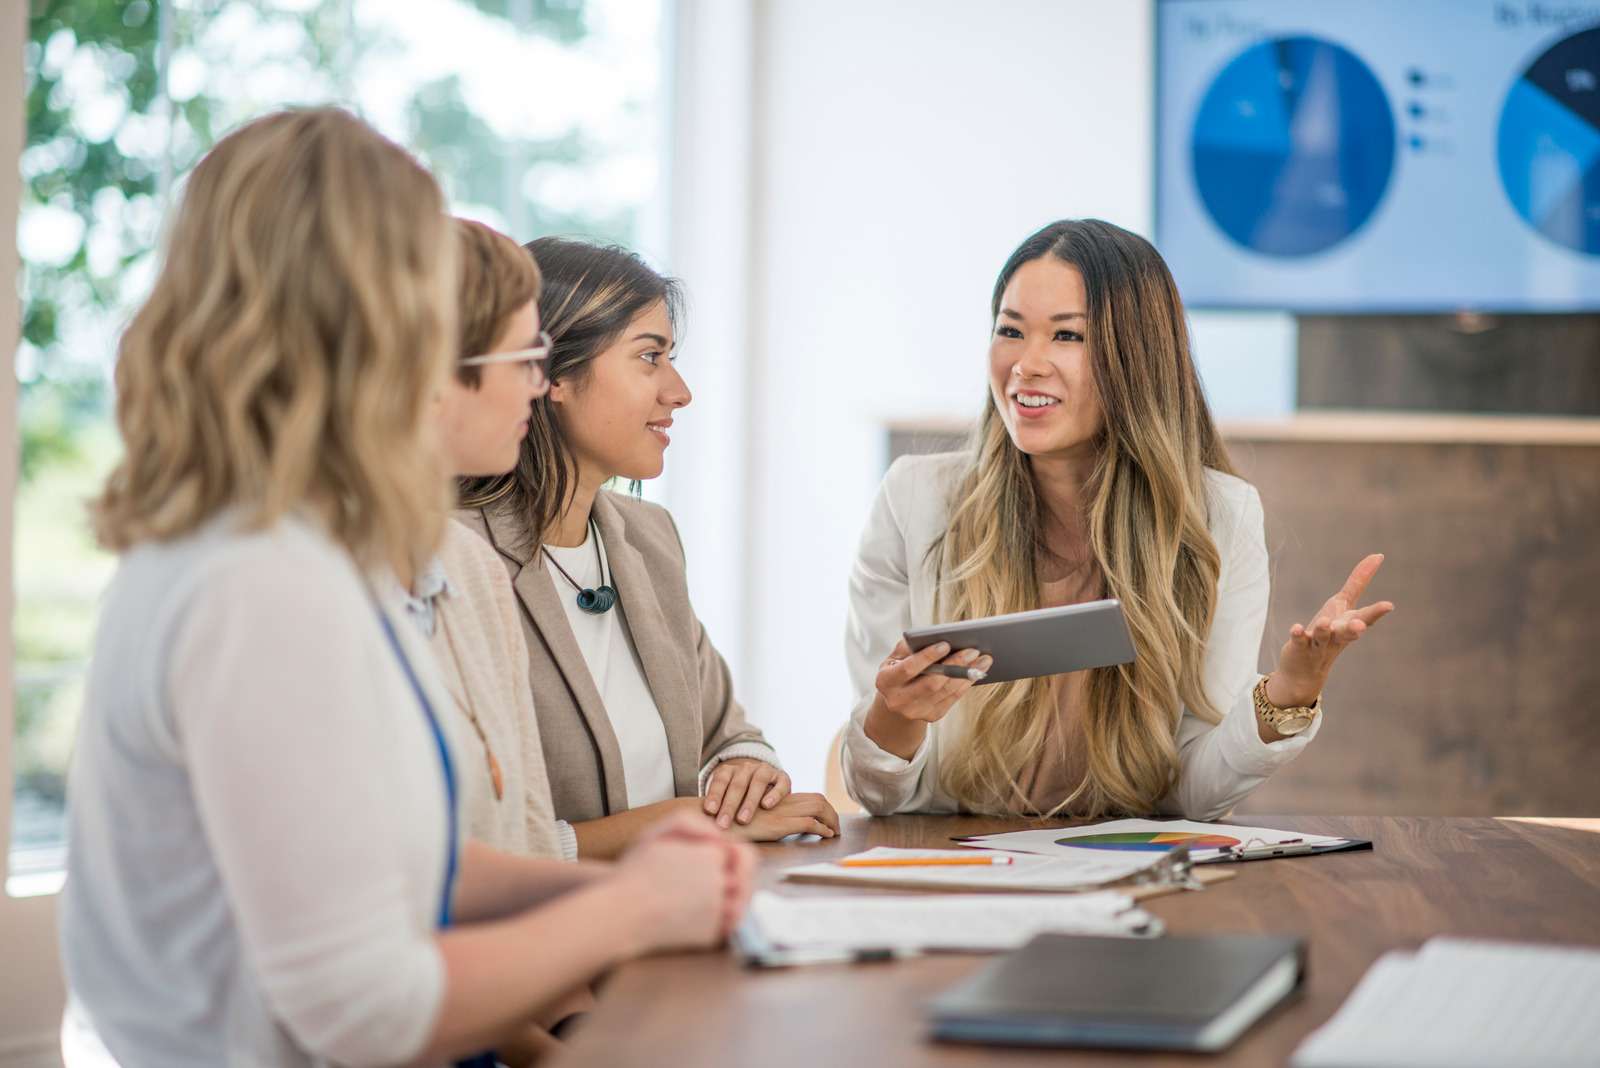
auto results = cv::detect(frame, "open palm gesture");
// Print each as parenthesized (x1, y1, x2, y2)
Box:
(1269, 553, 1395, 707)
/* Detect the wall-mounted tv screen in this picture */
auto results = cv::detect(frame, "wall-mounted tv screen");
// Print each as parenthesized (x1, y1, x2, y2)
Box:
(1156, 0, 1600, 312)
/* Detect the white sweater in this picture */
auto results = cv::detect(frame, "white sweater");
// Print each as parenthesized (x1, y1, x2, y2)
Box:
(60, 514, 462, 1067)
(841, 452, 1321, 820)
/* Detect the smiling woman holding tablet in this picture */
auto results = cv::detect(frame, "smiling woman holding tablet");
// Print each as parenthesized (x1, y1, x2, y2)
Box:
(842, 219, 1395, 821)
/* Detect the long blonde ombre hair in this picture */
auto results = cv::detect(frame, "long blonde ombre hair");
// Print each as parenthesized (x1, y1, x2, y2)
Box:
(934, 220, 1233, 818)
(93, 108, 456, 573)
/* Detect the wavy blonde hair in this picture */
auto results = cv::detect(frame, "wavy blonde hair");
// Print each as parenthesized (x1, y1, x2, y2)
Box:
(93, 108, 456, 573)
(934, 220, 1233, 818)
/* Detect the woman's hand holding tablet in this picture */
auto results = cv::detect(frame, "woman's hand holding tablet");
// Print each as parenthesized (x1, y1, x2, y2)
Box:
(863, 601, 1136, 761)
(904, 600, 1136, 685)
(864, 640, 994, 759)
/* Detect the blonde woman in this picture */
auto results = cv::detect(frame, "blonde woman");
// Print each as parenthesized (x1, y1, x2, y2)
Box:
(59, 109, 752, 1068)
(842, 219, 1394, 821)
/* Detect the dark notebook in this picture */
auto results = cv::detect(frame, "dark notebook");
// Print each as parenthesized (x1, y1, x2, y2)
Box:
(928, 932, 1305, 1052)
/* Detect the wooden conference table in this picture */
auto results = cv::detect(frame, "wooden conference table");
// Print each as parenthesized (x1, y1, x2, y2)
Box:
(550, 814, 1600, 1067)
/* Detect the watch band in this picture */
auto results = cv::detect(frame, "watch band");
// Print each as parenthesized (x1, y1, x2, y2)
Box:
(1253, 674, 1321, 736)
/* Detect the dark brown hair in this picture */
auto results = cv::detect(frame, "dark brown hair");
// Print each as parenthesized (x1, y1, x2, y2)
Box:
(459, 237, 683, 545)
(451, 218, 542, 387)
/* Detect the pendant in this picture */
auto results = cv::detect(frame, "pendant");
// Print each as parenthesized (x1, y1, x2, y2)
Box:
(576, 584, 618, 614)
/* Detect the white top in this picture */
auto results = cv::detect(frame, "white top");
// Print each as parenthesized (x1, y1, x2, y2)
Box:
(841, 451, 1321, 820)
(545, 526, 676, 811)
(59, 514, 462, 1068)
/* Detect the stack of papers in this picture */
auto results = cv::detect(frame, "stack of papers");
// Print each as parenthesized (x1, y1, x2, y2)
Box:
(782, 846, 1167, 892)
(736, 888, 1159, 965)
(1292, 938, 1600, 1067)
(958, 818, 1359, 864)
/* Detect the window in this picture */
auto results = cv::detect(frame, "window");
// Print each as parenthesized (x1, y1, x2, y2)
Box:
(9, 0, 667, 893)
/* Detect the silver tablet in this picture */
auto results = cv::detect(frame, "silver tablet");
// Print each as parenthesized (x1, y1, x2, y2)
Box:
(903, 599, 1136, 684)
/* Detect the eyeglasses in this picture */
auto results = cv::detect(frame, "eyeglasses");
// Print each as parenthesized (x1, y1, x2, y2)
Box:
(461, 330, 553, 387)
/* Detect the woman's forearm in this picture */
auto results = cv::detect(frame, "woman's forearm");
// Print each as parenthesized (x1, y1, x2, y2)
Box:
(862, 695, 929, 761)
(452, 840, 611, 923)
(417, 876, 651, 1064)
(570, 797, 703, 860)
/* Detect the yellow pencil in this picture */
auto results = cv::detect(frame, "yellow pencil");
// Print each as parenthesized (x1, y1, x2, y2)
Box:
(836, 855, 1015, 868)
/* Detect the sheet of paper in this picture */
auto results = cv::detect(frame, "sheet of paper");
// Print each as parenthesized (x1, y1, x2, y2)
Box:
(782, 845, 1164, 891)
(1292, 938, 1600, 1068)
(957, 818, 1347, 863)
(745, 888, 1157, 953)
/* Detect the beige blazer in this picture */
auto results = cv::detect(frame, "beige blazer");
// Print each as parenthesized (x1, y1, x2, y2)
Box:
(457, 491, 773, 823)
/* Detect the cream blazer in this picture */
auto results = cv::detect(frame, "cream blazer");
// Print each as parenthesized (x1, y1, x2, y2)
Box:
(431, 519, 563, 858)
(458, 491, 775, 824)
(841, 451, 1322, 820)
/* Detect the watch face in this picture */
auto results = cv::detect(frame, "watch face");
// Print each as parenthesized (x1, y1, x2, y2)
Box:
(1276, 715, 1314, 736)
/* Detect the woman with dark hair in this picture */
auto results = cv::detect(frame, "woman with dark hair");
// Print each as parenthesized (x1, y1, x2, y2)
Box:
(842, 219, 1395, 820)
(461, 238, 839, 858)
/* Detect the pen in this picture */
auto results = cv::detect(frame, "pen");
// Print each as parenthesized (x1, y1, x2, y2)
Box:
(837, 855, 1015, 868)
(747, 946, 918, 969)
(918, 664, 987, 681)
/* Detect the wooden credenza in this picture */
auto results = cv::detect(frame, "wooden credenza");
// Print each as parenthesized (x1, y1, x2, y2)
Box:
(887, 413, 1600, 817)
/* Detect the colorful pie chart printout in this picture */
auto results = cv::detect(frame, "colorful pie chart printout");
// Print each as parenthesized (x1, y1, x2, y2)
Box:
(1056, 831, 1241, 853)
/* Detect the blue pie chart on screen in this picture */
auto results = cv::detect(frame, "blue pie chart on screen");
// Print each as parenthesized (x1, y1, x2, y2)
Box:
(1192, 36, 1396, 257)
(1498, 25, 1600, 256)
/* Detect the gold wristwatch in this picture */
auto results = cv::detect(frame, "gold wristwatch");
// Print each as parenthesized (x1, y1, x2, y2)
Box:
(1253, 675, 1321, 737)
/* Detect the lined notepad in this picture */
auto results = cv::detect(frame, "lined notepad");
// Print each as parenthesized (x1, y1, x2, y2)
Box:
(744, 889, 1160, 955)
(1293, 938, 1600, 1068)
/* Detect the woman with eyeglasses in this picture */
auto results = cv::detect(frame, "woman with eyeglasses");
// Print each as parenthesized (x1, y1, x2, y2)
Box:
(458, 238, 840, 859)
(403, 217, 562, 861)
(395, 217, 605, 1063)
(59, 111, 753, 1068)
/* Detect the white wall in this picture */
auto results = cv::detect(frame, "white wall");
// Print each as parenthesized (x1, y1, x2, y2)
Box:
(658, 0, 760, 678)
(664, 0, 1295, 792)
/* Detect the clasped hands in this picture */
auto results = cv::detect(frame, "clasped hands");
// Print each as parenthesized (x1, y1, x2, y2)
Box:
(613, 757, 844, 955)
(700, 758, 839, 840)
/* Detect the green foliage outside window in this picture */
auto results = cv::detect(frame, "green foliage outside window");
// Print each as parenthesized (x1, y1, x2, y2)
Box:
(13, 0, 655, 859)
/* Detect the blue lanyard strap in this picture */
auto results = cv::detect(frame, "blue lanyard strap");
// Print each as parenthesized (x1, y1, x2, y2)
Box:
(376, 607, 497, 1068)
(375, 610, 458, 929)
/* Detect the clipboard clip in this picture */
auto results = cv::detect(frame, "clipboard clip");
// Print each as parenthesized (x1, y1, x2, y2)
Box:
(1224, 836, 1314, 862)
(1128, 844, 1204, 892)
